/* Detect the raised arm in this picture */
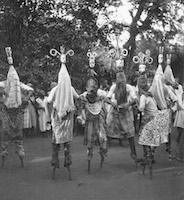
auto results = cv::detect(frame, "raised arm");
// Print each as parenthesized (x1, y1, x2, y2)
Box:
(72, 86, 79, 99)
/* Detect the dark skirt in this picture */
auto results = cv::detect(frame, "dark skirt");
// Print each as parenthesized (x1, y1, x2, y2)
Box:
(174, 131, 184, 162)
(0, 105, 23, 140)
(0, 105, 24, 157)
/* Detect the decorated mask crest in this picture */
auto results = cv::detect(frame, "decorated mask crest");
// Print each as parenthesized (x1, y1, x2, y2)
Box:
(166, 53, 171, 66)
(158, 46, 164, 65)
(50, 45, 74, 64)
(87, 50, 97, 77)
(5, 47, 13, 65)
(133, 49, 153, 73)
(109, 47, 128, 72)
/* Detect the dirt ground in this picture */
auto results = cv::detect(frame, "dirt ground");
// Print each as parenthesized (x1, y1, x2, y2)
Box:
(0, 129, 184, 200)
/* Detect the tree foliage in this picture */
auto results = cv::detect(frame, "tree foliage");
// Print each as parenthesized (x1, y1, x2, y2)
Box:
(0, 0, 184, 92)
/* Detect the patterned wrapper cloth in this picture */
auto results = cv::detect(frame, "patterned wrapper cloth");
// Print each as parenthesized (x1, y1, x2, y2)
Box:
(1, 65, 24, 157)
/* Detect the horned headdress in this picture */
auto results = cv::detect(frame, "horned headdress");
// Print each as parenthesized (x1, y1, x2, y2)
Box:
(109, 46, 128, 72)
(133, 49, 153, 73)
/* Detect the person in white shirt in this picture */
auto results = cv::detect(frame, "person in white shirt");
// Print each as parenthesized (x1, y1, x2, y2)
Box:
(35, 90, 48, 137)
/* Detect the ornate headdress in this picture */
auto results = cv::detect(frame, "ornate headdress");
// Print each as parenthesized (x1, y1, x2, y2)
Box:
(109, 46, 128, 72)
(133, 49, 153, 73)
(87, 50, 97, 77)
(5, 47, 13, 65)
(50, 45, 74, 64)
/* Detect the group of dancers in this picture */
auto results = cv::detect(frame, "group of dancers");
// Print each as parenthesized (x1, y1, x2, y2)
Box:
(0, 45, 183, 180)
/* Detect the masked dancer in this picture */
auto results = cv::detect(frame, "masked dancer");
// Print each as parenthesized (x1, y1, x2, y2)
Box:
(47, 46, 79, 180)
(80, 77, 109, 173)
(137, 74, 173, 178)
(149, 48, 177, 161)
(80, 49, 111, 173)
(0, 47, 34, 168)
(106, 71, 139, 165)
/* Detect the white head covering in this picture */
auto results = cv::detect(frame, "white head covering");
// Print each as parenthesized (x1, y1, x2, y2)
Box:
(149, 65, 167, 109)
(164, 65, 175, 85)
(53, 63, 75, 119)
(4, 65, 22, 108)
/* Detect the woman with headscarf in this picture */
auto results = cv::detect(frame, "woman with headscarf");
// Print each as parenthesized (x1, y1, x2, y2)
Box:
(47, 54, 79, 180)
(0, 48, 34, 168)
(106, 71, 138, 164)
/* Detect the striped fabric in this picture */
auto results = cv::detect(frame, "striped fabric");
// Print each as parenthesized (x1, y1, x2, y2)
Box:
(23, 107, 31, 129)
(4, 65, 22, 108)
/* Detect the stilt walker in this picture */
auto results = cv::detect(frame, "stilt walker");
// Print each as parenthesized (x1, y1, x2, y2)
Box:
(133, 49, 154, 135)
(149, 46, 177, 162)
(48, 46, 79, 180)
(163, 52, 179, 160)
(0, 47, 34, 168)
(133, 50, 155, 177)
(106, 46, 140, 166)
(80, 49, 108, 173)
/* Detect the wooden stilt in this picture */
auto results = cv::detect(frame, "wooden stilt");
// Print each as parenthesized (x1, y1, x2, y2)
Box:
(19, 157, 24, 168)
(66, 165, 72, 180)
(149, 162, 152, 179)
(52, 167, 56, 180)
(168, 149, 172, 162)
(2, 156, 5, 169)
(142, 162, 146, 175)
(88, 160, 91, 174)
(100, 156, 104, 169)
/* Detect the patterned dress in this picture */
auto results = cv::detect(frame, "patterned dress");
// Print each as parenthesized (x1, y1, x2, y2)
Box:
(0, 80, 33, 157)
(0, 105, 24, 156)
(138, 95, 171, 147)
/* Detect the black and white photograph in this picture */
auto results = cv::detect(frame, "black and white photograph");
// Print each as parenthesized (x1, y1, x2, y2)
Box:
(0, 0, 184, 200)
